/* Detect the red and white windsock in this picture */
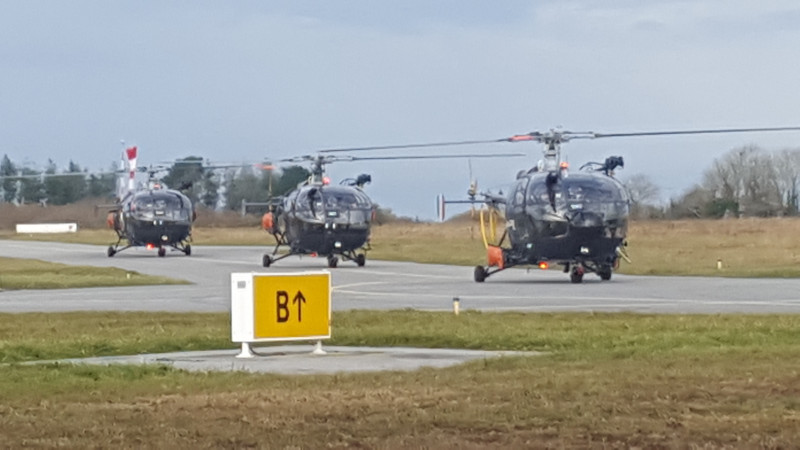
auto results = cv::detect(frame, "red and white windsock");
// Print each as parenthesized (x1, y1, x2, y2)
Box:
(125, 146, 138, 191)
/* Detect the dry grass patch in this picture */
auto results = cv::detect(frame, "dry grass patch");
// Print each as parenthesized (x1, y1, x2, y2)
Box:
(0, 201, 260, 230)
(0, 199, 109, 230)
(7, 359, 798, 448)
(0, 257, 186, 290)
(624, 218, 800, 277)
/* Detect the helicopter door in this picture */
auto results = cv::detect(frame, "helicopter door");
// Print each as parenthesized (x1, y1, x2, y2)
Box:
(502, 178, 532, 243)
(508, 178, 528, 217)
(293, 188, 325, 221)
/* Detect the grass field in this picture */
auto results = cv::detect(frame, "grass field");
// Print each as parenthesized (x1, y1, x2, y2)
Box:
(1, 311, 799, 448)
(0, 257, 187, 290)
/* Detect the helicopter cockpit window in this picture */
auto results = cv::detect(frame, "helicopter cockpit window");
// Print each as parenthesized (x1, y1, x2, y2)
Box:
(292, 188, 373, 222)
(296, 190, 323, 211)
(292, 189, 325, 221)
(528, 176, 626, 205)
(323, 191, 371, 210)
(130, 194, 191, 221)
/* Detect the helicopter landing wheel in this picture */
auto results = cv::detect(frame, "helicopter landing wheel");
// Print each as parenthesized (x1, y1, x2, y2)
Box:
(598, 265, 612, 281)
(570, 266, 584, 284)
(327, 255, 339, 268)
(262, 254, 272, 268)
(355, 253, 366, 267)
(158, 247, 166, 257)
(184, 245, 191, 256)
(107, 246, 116, 257)
(474, 265, 488, 283)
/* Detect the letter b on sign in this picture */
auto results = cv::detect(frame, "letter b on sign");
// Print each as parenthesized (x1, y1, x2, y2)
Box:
(276, 290, 290, 323)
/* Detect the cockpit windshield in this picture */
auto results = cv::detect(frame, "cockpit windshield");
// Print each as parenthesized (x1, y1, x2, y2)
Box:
(528, 174, 629, 207)
(323, 191, 371, 210)
(130, 192, 191, 221)
(293, 186, 373, 223)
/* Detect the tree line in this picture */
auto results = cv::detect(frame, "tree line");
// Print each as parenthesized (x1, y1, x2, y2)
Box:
(0, 155, 311, 210)
(626, 146, 800, 219)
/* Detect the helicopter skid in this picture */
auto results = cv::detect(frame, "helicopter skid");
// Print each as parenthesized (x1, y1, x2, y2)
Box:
(292, 227, 369, 256)
(263, 245, 367, 268)
(263, 225, 369, 268)
(475, 234, 621, 283)
(263, 247, 367, 268)
(107, 236, 192, 257)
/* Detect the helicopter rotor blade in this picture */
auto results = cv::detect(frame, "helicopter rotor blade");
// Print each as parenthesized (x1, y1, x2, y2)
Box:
(280, 152, 524, 164)
(162, 160, 270, 170)
(316, 138, 511, 153)
(588, 126, 800, 140)
(313, 126, 800, 153)
(343, 153, 526, 162)
(280, 155, 316, 163)
(0, 172, 90, 181)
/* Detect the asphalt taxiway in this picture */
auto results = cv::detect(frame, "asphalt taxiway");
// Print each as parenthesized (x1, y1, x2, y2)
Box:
(2, 240, 800, 315)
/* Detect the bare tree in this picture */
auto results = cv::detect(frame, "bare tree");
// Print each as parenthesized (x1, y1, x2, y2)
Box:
(623, 173, 662, 219)
(668, 184, 713, 218)
(701, 145, 783, 217)
(772, 148, 800, 215)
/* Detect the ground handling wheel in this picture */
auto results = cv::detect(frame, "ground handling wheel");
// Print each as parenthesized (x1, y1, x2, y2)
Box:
(570, 265, 584, 283)
(474, 265, 488, 283)
(356, 253, 366, 267)
(158, 247, 166, 257)
(327, 255, 338, 268)
(262, 254, 272, 268)
(107, 246, 116, 257)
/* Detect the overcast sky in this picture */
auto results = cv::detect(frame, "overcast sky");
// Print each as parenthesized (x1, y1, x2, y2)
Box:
(3, 1, 800, 219)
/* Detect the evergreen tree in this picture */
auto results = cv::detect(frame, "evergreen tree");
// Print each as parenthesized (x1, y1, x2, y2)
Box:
(1, 154, 17, 203)
(87, 172, 117, 199)
(18, 167, 45, 205)
(225, 167, 263, 211)
(273, 165, 311, 197)
(44, 160, 87, 205)
(162, 157, 204, 203)
(201, 169, 220, 209)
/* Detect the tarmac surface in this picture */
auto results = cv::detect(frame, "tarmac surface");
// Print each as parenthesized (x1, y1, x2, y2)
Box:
(4, 240, 800, 314)
(32, 344, 536, 375)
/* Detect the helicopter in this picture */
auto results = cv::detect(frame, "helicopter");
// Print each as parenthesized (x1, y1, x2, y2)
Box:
(106, 145, 196, 258)
(260, 151, 524, 268)
(324, 126, 800, 282)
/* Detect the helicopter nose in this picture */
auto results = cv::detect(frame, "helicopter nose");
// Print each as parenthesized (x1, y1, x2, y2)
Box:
(571, 212, 603, 227)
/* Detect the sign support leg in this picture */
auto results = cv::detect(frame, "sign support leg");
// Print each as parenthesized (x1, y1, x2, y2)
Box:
(312, 340, 327, 355)
(236, 342, 255, 358)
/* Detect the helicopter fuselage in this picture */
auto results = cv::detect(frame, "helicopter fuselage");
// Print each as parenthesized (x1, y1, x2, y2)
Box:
(479, 170, 630, 282)
(108, 188, 195, 257)
(263, 184, 375, 267)
(284, 220, 370, 255)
